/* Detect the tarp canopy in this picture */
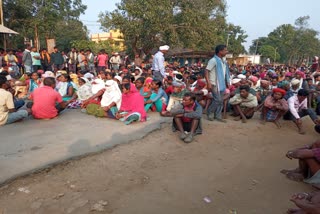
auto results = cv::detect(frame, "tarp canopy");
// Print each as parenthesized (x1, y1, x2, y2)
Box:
(0, 25, 18, 34)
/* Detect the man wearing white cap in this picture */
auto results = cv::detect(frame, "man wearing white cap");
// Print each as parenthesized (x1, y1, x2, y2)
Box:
(152, 45, 170, 82)
(109, 52, 121, 71)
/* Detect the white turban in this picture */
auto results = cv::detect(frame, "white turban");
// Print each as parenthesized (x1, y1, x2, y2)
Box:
(114, 75, 122, 84)
(84, 73, 94, 80)
(232, 78, 241, 84)
(237, 74, 246, 79)
(159, 45, 170, 51)
(291, 79, 301, 86)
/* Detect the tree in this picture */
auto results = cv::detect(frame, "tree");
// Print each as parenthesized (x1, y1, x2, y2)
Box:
(226, 23, 248, 55)
(98, 0, 247, 55)
(259, 45, 280, 62)
(2, 0, 88, 50)
(249, 16, 320, 65)
(70, 40, 121, 54)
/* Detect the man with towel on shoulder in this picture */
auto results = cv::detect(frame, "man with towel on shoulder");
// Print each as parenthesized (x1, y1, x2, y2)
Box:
(205, 44, 230, 122)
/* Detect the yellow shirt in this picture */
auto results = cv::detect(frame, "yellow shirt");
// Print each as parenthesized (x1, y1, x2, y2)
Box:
(0, 89, 14, 125)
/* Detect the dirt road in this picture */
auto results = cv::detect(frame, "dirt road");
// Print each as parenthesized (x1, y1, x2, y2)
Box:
(0, 118, 318, 214)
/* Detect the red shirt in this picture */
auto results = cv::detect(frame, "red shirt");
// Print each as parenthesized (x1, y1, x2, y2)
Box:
(165, 85, 174, 95)
(97, 54, 108, 67)
(31, 86, 63, 119)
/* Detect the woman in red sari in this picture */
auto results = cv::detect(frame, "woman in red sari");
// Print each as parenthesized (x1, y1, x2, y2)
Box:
(116, 83, 147, 125)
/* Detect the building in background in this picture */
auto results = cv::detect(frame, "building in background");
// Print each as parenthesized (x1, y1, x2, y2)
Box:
(227, 54, 261, 65)
(90, 29, 125, 51)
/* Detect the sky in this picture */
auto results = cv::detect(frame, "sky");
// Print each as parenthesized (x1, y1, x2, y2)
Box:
(80, 0, 320, 51)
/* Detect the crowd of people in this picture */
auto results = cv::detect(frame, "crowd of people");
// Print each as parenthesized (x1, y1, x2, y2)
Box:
(1, 43, 320, 212)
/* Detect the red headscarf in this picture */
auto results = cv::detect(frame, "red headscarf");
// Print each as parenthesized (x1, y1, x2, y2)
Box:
(273, 88, 286, 96)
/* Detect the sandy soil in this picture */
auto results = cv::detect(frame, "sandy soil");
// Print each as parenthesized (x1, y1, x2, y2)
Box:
(0, 117, 318, 214)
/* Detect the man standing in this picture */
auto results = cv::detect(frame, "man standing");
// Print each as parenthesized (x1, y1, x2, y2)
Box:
(31, 47, 42, 72)
(134, 54, 142, 67)
(78, 49, 87, 72)
(205, 44, 230, 122)
(86, 49, 95, 74)
(50, 46, 64, 72)
(68, 47, 78, 73)
(22, 45, 32, 74)
(109, 52, 121, 71)
(40, 48, 51, 71)
(152, 45, 169, 82)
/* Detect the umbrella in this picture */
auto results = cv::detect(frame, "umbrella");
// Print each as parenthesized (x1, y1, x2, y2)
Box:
(0, 24, 18, 34)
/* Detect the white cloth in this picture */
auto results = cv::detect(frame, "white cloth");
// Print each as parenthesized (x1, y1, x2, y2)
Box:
(288, 95, 307, 119)
(159, 45, 170, 51)
(100, 80, 122, 109)
(152, 51, 166, 77)
(77, 83, 93, 101)
(91, 79, 106, 94)
(58, 82, 68, 97)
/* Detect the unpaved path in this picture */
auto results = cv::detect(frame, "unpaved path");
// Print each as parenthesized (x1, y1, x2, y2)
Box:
(0, 118, 318, 214)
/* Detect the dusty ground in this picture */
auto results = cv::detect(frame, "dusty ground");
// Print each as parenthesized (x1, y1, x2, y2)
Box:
(0, 117, 318, 214)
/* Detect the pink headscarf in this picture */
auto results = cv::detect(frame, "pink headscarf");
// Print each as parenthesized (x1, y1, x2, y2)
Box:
(120, 83, 147, 122)
(295, 70, 305, 79)
(250, 76, 258, 82)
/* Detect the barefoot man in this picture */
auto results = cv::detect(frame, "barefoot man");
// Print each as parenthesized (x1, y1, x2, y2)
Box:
(229, 85, 258, 123)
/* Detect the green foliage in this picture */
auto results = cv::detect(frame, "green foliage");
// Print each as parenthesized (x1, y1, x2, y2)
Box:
(249, 16, 320, 64)
(70, 40, 121, 54)
(98, 0, 247, 55)
(2, 0, 88, 50)
(259, 45, 280, 62)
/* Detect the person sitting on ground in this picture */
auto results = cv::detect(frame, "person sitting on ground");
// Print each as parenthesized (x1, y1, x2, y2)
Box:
(27, 71, 40, 93)
(83, 80, 121, 119)
(0, 76, 29, 125)
(161, 93, 202, 143)
(67, 77, 93, 109)
(277, 80, 293, 100)
(229, 85, 258, 123)
(144, 79, 168, 112)
(191, 79, 210, 111)
(257, 79, 272, 104)
(164, 76, 174, 96)
(249, 75, 260, 92)
(291, 79, 301, 95)
(135, 77, 151, 100)
(116, 83, 147, 125)
(57, 74, 76, 101)
(284, 89, 320, 134)
(281, 140, 320, 185)
(261, 88, 289, 128)
(30, 77, 72, 120)
(287, 191, 320, 214)
(165, 80, 188, 111)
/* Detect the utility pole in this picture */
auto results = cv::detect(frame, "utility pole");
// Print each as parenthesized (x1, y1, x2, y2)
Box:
(0, 0, 5, 50)
(253, 40, 259, 64)
(274, 47, 278, 65)
(0, 0, 3, 25)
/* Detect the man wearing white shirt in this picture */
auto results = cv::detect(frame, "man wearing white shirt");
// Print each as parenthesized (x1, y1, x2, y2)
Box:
(152, 45, 169, 82)
(286, 89, 319, 134)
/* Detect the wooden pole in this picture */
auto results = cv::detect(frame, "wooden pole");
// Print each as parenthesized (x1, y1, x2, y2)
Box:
(0, 0, 3, 25)
(0, 0, 5, 50)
